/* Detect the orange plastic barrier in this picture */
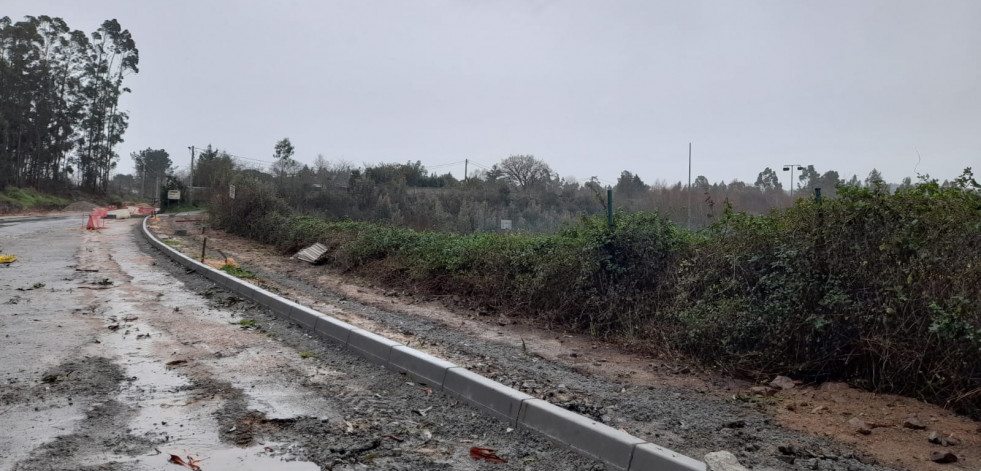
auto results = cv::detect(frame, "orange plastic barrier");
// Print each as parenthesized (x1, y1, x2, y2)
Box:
(86, 213, 106, 230)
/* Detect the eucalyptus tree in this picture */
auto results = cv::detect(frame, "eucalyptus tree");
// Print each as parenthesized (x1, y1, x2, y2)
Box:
(0, 15, 138, 192)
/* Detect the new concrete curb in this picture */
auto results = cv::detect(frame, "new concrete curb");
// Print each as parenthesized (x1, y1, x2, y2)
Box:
(141, 217, 705, 471)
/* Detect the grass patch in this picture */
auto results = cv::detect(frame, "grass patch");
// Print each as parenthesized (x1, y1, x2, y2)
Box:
(163, 239, 182, 247)
(159, 202, 205, 213)
(0, 187, 70, 211)
(238, 319, 256, 327)
(220, 264, 257, 279)
(299, 351, 315, 359)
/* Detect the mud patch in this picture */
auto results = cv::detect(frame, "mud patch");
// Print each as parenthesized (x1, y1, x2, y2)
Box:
(8, 358, 156, 471)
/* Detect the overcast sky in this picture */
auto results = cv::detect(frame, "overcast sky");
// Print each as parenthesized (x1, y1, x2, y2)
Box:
(7, 0, 981, 186)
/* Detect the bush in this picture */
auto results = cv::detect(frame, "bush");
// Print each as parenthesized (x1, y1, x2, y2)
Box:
(210, 171, 981, 418)
(666, 176, 981, 416)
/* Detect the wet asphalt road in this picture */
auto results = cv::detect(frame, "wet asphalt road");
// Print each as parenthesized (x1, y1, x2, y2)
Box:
(0, 215, 597, 470)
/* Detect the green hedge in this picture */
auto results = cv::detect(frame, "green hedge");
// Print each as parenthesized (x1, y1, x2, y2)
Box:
(210, 174, 981, 418)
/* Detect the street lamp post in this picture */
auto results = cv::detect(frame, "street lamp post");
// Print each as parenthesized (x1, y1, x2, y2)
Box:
(782, 164, 805, 197)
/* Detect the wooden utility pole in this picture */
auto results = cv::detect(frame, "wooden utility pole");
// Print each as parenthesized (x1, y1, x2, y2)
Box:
(188, 146, 195, 206)
(464, 159, 468, 182)
(687, 142, 692, 231)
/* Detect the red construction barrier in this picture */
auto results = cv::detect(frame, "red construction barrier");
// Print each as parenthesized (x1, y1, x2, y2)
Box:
(86, 213, 106, 230)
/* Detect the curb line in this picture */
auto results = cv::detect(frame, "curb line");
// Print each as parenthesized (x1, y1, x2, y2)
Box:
(141, 217, 705, 471)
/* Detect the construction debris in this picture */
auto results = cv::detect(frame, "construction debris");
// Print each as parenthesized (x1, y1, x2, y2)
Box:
(294, 242, 329, 264)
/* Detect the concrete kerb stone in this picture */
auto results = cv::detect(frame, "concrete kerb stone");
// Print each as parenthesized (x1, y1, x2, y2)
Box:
(262, 293, 297, 322)
(309, 310, 356, 344)
(275, 299, 314, 329)
(388, 346, 456, 390)
(347, 329, 400, 365)
(629, 443, 706, 471)
(234, 281, 263, 303)
(443, 367, 531, 426)
(517, 398, 644, 470)
(139, 216, 705, 471)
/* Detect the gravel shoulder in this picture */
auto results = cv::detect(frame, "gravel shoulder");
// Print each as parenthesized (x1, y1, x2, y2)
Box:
(152, 214, 981, 471)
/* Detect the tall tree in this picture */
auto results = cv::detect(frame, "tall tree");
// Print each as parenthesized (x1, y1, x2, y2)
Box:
(499, 155, 551, 190)
(0, 15, 137, 192)
(865, 168, 884, 187)
(130, 148, 171, 198)
(615, 170, 648, 196)
(754, 167, 782, 192)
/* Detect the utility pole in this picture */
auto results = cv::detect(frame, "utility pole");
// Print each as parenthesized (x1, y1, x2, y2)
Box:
(464, 159, 468, 182)
(607, 187, 614, 230)
(188, 146, 195, 206)
(687, 142, 692, 231)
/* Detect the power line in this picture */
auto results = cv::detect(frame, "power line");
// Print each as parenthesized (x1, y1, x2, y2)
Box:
(192, 145, 276, 165)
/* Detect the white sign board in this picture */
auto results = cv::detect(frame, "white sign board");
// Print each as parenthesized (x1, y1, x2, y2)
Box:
(229, 185, 236, 199)
(167, 190, 181, 200)
(500, 219, 512, 230)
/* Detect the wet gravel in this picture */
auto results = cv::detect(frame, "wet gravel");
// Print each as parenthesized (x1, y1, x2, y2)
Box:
(219, 244, 898, 471)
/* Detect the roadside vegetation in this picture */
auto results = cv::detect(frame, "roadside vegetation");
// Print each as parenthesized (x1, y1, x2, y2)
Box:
(220, 263, 257, 279)
(210, 165, 981, 418)
(0, 187, 70, 212)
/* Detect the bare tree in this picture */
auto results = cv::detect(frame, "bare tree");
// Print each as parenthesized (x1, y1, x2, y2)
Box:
(499, 155, 551, 190)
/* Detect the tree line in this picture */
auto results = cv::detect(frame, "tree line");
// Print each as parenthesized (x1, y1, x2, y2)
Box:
(131, 137, 911, 233)
(0, 15, 138, 192)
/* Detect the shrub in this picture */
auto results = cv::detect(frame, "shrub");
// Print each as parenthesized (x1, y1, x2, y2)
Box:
(209, 171, 981, 417)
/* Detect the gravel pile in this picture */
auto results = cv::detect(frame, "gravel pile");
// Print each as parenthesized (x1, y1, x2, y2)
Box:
(62, 201, 98, 212)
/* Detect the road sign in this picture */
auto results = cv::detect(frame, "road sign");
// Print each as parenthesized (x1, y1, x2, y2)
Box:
(167, 190, 180, 200)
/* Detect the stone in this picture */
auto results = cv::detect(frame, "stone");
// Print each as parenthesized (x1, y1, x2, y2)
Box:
(847, 417, 871, 435)
(941, 436, 960, 447)
(750, 386, 777, 397)
(928, 431, 941, 444)
(704, 451, 750, 471)
(929, 451, 958, 464)
(769, 375, 796, 390)
(902, 417, 927, 430)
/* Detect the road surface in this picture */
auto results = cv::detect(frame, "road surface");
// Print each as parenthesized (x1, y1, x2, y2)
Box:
(0, 215, 597, 470)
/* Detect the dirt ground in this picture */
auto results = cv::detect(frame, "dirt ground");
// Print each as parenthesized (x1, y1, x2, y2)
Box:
(149, 213, 981, 471)
(0, 215, 599, 470)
